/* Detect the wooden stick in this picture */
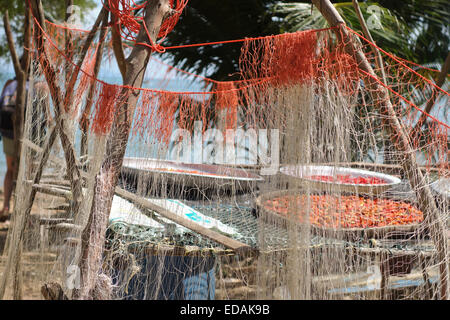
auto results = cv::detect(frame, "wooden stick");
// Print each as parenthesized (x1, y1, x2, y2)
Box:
(39, 218, 73, 226)
(30, 0, 84, 219)
(64, 0, 74, 86)
(32, 184, 72, 200)
(311, 0, 449, 299)
(63, 6, 107, 109)
(3, 11, 22, 75)
(351, 0, 387, 84)
(109, 6, 127, 81)
(115, 187, 253, 253)
(2, 13, 26, 299)
(79, 11, 110, 157)
(410, 51, 450, 139)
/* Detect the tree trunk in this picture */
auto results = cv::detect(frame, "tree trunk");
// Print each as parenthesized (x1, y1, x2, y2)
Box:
(76, 0, 173, 300)
(2, 7, 32, 300)
(0, 0, 106, 300)
(3, 7, 31, 191)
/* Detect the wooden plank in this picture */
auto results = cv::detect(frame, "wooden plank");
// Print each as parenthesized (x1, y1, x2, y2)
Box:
(326, 276, 439, 297)
(32, 184, 72, 200)
(39, 218, 73, 226)
(314, 267, 439, 297)
(115, 187, 254, 254)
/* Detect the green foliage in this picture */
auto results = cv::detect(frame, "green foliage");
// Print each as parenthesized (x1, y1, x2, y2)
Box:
(0, 0, 96, 59)
(160, 0, 283, 81)
(162, 0, 448, 79)
(274, 0, 450, 64)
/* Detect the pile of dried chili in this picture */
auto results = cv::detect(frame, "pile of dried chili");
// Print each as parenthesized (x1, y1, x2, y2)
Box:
(264, 194, 423, 229)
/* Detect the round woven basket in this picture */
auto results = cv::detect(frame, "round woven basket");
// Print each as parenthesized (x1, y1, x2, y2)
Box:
(255, 189, 422, 241)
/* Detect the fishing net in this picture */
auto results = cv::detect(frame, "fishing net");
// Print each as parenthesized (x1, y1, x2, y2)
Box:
(0, 0, 448, 300)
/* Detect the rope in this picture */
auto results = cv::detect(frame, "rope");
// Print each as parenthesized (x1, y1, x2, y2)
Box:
(29, 3, 450, 129)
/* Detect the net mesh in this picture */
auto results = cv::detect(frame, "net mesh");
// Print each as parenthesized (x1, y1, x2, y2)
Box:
(0, 1, 448, 300)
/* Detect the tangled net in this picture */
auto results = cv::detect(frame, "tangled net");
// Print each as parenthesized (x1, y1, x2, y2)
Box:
(0, 0, 448, 301)
(106, 0, 188, 52)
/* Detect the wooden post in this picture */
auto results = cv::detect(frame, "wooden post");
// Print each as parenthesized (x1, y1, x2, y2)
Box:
(311, 0, 449, 300)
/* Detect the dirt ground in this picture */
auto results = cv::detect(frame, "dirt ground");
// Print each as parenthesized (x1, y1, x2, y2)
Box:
(0, 188, 66, 300)
(0, 188, 448, 300)
(0, 188, 259, 300)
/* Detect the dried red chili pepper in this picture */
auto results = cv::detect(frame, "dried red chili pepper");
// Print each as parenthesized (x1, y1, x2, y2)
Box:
(307, 174, 387, 185)
(264, 194, 423, 229)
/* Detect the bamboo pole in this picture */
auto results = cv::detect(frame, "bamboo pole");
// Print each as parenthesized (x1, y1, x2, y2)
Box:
(311, 0, 449, 300)
(63, 7, 107, 109)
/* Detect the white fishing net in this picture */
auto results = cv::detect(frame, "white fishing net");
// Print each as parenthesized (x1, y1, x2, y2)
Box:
(0, 1, 448, 301)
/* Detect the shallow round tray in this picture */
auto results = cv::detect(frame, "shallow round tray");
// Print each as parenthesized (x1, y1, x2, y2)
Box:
(256, 189, 422, 241)
(121, 157, 264, 192)
(280, 165, 401, 195)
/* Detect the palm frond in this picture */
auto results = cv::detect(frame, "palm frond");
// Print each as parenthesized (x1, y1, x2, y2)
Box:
(274, 2, 410, 56)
